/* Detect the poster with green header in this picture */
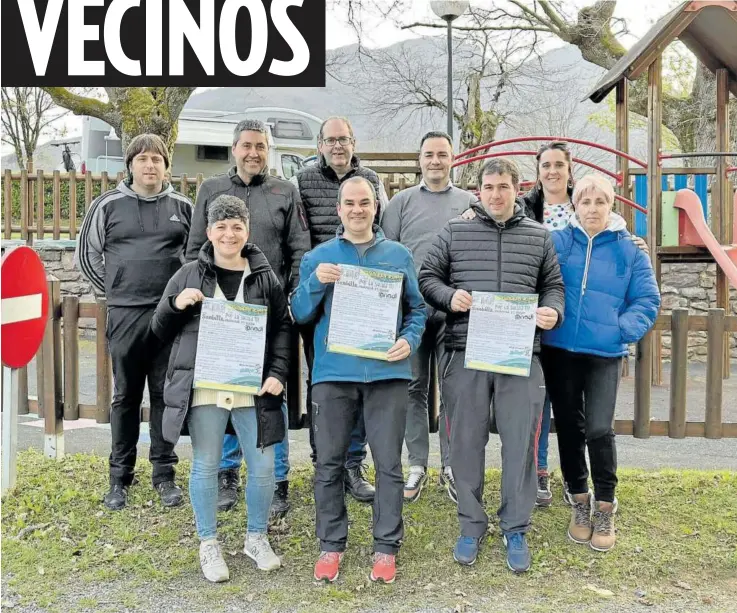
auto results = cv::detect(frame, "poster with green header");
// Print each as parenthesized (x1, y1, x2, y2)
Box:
(327, 265, 404, 361)
(465, 292, 538, 377)
(193, 299, 268, 394)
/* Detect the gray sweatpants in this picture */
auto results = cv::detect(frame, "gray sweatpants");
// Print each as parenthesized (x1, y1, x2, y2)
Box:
(406, 308, 449, 468)
(441, 350, 545, 537)
(312, 380, 408, 554)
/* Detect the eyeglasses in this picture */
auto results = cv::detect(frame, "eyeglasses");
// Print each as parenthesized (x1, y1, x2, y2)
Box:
(321, 136, 353, 147)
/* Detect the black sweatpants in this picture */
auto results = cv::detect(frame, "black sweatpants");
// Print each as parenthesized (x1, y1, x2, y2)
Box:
(107, 306, 177, 487)
(301, 323, 368, 469)
(312, 380, 408, 554)
(540, 346, 621, 503)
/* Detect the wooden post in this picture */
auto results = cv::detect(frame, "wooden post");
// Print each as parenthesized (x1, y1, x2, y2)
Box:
(101, 171, 109, 194)
(20, 169, 28, 242)
(615, 80, 634, 231)
(715, 68, 731, 379)
(63, 296, 80, 420)
(647, 57, 663, 386)
(17, 366, 29, 415)
(3, 169, 12, 239)
(180, 174, 188, 197)
(634, 334, 652, 438)
(42, 277, 64, 459)
(84, 171, 93, 214)
(116, 171, 124, 184)
(69, 170, 77, 240)
(96, 299, 111, 424)
(705, 308, 724, 439)
(196, 173, 204, 194)
(36, 169, 45, 240)
(27, 161, 35, 244)
(383, 176, 391, 200)
(52, 170, 61, 240)
(668, 308, 688, 438)
(616, 79, 632, 379)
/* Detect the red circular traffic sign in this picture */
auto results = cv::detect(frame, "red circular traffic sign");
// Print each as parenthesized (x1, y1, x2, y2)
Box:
(1, 246, 49, 369)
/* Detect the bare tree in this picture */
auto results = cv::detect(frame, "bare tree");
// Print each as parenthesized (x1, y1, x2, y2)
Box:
(335, 4, 544, 180)
(334, 0, 735, 156)
(40, 87, 196, 157)
(1, 87, 69, 169)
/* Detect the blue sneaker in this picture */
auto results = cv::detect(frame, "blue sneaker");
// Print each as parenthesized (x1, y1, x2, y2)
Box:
(502, 532, 531, 573)
(453, 535, 481, 566)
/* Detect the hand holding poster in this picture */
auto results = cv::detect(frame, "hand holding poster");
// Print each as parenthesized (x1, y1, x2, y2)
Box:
(465, 292, 538, 376)
(327, 265, 403, 360)
(193, 299, 268, 394)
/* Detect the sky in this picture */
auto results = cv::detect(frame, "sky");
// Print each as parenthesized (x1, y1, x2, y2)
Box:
(1, 0, 681, 155)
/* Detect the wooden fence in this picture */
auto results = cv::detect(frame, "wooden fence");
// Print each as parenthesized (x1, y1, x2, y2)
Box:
(1, 161, 431, 243)
(11, 277, 737, 441)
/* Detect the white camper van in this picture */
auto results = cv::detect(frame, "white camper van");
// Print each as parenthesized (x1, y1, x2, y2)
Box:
(80, 107, 321, 180)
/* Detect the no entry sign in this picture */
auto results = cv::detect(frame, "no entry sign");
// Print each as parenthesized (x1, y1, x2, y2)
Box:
(1, 246, 49, 369)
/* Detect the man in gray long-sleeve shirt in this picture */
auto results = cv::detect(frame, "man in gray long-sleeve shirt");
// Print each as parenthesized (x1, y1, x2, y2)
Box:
(381, 131, 477, 505)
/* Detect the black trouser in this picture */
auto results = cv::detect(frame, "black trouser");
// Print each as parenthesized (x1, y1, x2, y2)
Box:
(301, 323, 367, 469)
(540, 346, 621, 503)
(312, 380, 408, 554)
(107, 306, 177, 487)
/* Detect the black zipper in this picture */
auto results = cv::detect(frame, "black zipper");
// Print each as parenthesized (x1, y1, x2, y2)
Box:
(496, 223, 504, 291)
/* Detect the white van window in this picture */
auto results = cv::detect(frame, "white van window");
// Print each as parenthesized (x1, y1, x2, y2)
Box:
(281, 154, 302, 180)
(269, 119, 313, 140)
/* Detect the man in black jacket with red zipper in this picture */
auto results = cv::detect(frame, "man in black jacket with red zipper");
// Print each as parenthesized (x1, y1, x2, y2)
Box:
(185, 119, 310, 517)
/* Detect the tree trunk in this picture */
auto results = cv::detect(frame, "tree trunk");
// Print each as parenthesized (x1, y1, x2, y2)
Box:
(41, 87, 195, 163)
(456, 73, 502, 185)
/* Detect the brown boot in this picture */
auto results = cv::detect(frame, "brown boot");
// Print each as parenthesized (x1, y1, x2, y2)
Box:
(590, 500, 616, 551)
(567, 491, 593, 544)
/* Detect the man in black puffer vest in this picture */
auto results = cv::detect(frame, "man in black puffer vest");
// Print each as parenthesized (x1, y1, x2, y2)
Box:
(292, 116, 388, 504)
(419, 158, 564, 573)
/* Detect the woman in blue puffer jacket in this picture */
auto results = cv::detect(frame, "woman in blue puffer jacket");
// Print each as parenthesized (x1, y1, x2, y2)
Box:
(541, 174, 660, 554)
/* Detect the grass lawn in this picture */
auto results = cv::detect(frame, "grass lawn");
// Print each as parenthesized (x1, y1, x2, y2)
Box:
(2, 449, 736, 612)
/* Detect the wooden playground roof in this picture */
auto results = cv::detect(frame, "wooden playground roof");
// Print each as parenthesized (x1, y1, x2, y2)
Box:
(586, 1, 737, 103)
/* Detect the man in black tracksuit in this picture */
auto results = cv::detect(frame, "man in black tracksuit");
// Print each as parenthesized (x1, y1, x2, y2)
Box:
(419, 158, 564, 572)
(75, 134, 193, 511)
(185, 119, 310, 516)
(292, 116, 388, 504)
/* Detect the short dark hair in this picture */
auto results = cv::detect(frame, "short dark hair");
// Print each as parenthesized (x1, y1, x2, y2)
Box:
(477, 158, 520, 189)
(207, 194, 250, 227)
(125, 134, 169, 172)
(233, 119, 269, 147)
(420, 130, 453, 150)
(337, 176, 376, 204)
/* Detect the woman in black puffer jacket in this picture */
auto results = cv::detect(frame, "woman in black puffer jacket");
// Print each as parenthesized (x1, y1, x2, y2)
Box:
(151, 194, 290, 584)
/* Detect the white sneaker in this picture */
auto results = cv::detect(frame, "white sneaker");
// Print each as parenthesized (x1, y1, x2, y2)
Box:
(403, 465, 428, 502)
(244, 532, 281, 571)
(199, 539, 229, 583)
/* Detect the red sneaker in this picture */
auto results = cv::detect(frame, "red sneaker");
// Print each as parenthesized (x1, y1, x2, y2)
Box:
(314, 551, 344, 582)
(369, 552, 396, 583)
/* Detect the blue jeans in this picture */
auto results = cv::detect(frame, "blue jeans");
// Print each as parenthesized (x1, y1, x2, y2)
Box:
(220, 401, 290, 482)
(188, 405, 275, 540)
(537, 395, 551, 471)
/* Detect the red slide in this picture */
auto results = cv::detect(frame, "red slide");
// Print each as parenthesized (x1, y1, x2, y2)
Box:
(673, 189, 737, 289)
